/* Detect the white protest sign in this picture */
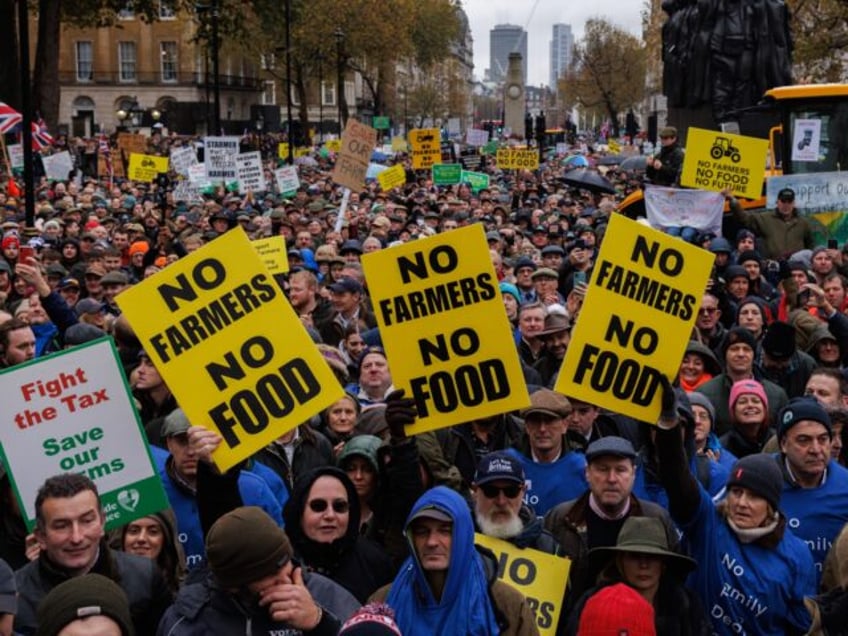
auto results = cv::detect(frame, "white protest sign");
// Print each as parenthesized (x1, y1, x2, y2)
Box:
(172, 180, 205, 205)
(8, 144, 23, 170)
(41, 151, 75, 182)
(0, 339, 169, 532)
(170, 146, 198, 177)
(466, 128, 490, 147)
(236, 151, 267, 194)
(188, 163, 210, 186)
(274, 165, 300, 194)
(644, 185, 724, 236)
(204, 136, 240, 183)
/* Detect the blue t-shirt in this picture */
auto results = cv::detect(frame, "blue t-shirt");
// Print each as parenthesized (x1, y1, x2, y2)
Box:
(779, 457, 848, 584)
(505, 447, 587, 516)
(680, 484, 815, 635)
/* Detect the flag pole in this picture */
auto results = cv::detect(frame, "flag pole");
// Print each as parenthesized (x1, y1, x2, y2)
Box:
(17, 0, 36, 229)
(0, 134, 12, 178)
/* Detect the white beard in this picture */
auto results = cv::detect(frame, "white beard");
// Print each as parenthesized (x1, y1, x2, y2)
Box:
(475, 509, 525, 539)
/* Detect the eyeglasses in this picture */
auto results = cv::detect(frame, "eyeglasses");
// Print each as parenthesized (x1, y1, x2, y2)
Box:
(699, 307, 718, 315)
(479, 483, 522, 499)
(307, 498, 350, 514)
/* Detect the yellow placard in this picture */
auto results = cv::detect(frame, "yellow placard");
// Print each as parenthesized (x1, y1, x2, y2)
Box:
(391, 136, 408, 152)
(362, 224, 529, 434)
(555, 214, 712, 423)
(608, 139, 621, 154)
(294, 147, 311, 158)
(332, 119, 378, 191)
(252, 236, 290, 274)
(277, 143, 289, 159)
(496, 148, 539, 170)
(680, 127, 769, 199)
(127, 153, 169, 183)
(116, 230, 343, 472)
(475, 534, 571, 636)
(377, 164, 407, 191)
(409, 128, 442, 170)
(325, 139, 342, 153)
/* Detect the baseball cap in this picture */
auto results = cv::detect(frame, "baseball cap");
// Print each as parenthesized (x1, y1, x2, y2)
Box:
(328, 277, 363, 294)
(473, 451, 525, 486)
(74, 298, 105, 317)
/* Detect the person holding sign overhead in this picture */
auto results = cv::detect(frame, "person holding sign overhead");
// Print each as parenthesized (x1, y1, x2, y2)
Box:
(728, 187, 815, 260)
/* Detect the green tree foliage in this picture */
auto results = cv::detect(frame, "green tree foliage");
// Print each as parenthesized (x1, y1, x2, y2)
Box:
(565, 18, 646, 136)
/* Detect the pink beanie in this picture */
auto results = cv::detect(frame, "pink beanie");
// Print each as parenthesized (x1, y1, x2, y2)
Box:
(729, 379, 768, 413)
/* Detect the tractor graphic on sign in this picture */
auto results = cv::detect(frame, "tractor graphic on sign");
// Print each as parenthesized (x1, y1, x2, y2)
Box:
(710, 137, 742, 163)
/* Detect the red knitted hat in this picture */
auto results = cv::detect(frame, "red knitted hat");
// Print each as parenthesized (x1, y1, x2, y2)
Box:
(577, 583, 656, 636)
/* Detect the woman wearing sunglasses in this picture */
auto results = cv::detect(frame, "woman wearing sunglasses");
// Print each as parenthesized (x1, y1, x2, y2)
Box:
(282, 466, 395, 603)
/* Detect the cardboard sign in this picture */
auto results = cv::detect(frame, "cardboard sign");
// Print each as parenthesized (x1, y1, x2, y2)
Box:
(170, 146, 198, 177)
(332, 119, 378, 191)
(41, 151, 75, 182)
(409, 128, 442, 169)
(462, 170, 490, 193)
(475, 534, 571, 636)
(362, 224, 529, 434)
(116, 132, 148, 170)
(0, 339, 169, 532)
(679, 127, 768, 199)
(556, 214, 712, 422)
(432, 163, 462, 185)
(252, 236, 290, 274)
(274, 165, 300, 194)
(116, 230, 343, 471)
(127, 153, 168, 183)
(377, 164, 406, 191)
(236, 151, 267, 193)
(204, 136, 240, 183)
(496, 148, 540, 170)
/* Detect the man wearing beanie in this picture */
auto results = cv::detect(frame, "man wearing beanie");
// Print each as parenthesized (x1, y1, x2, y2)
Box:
(14, 474, 170, 635)
(35, 574, 133, 636)
(696, 326, 789, 435)
(654, 379, 816, 634)
(775, 397, 848, 584)
(158, 506, 360, 635)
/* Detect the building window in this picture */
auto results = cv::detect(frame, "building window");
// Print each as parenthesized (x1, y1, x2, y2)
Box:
(118, 1, 134, 19)
(262, 81, 276, 105)
(75, 41, 93, 82)
(321, 81, 335, 106)
(289, 86, 300, 106)
(160, 41, 177, 82)
(260, 53, 275, 70)
(118, 42, 136, 82)
(159, 0, 175, 19)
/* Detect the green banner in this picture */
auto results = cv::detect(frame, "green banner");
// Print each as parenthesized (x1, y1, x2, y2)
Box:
(482, 140, 499, 155)
(373, 116, 391, 130)
(432, 163, 462, 185)
(461, 170, 490, 193)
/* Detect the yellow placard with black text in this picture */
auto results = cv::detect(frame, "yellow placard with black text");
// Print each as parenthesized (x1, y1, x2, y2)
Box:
(409, 128, 442, 170)
(496, 148, 539, 170)
(325, 139, 342, 153)
(251, 236, 290, 274)
(556, 214, 712, 422)
(362, 224, 529, 434)
(680, 127, 769, 199)
(475, 534, 571, 636)
(116, 230, 343, 471)
(377, 164, 407, 191)
(127, 153, 169, 183)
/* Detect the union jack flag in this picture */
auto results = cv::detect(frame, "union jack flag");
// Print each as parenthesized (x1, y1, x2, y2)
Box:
(0, 102, 22, 134)
(31, 117, 54, 150)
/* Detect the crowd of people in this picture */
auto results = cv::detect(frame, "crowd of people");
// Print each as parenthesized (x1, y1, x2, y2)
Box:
(0, 125, 847, 635)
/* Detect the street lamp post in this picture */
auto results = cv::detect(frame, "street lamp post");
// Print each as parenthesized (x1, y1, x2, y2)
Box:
(16, 0, 35, 228)
(284, 0, 293, 165)
(316, 52, 324, 144)
(211, 0, 220, 134)
(334, 28, 344, 133)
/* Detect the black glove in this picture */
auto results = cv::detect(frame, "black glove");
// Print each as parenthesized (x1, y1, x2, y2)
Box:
(658, 375, 679, 428)
(384, 389, 418, 441)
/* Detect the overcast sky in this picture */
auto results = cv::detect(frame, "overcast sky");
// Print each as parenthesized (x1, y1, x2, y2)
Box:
(462, 0, 644, 86)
